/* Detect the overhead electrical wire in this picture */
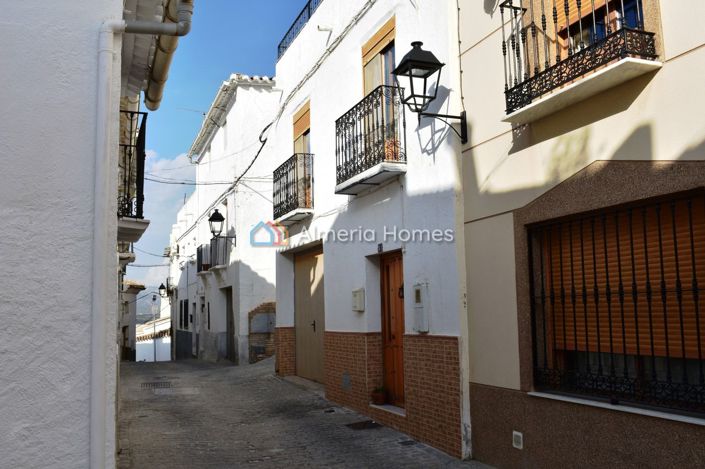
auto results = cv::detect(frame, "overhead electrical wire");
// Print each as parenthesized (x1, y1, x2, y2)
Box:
(145, 173, 272, 186)
(146, 139, 264, 173)
(124, 292, 160, 305)
(144, 172, 231, 183)
(175, 122, 273, 243)
(134, 247, 168, 258)
(145, 177, 233, 186)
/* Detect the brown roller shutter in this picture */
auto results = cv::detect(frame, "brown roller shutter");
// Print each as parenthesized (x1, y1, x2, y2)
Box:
(532, 194, 705, 361)
(362, 16, 395, 66)
(552, 0, 609, 31)
(293, 101, 310, 141)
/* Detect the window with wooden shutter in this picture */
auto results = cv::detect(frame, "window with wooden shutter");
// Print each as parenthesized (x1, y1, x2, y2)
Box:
(293, 101, 310, 153)
(529, 190, 705, 415)
(362, 16, 395, 94)
(290, 102, 312, 211)
(551, 0, 643, 56)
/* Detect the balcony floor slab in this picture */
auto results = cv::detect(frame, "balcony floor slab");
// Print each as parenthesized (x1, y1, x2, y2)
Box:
(503, 57, 662, 125)
(335, 161, 406, 196)
(276, 208, 314, 226)
(118, 217, 150, 243)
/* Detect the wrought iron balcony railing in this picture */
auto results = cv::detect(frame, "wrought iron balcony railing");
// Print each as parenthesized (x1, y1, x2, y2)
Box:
(273, 153, 314, 220)
(118, 110, 147, 218)
(277, 0, 323, 60)
(500, 0, 657, 114)
(197, 244, 210, 273)
(335, 85, 406, 186)
(210, 236, 231, 268)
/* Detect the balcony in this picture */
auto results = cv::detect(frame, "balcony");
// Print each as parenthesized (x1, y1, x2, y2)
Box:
(277, 0, 323, 60)
(500, 0, 660, 124)
(335, 85, 406, 196)
(196, 237, 231, 275)
(210, 236, 231, 269)
(196, 244, 210, 273)
(273, 153, 314, 225)
(117, 110, 150, 242)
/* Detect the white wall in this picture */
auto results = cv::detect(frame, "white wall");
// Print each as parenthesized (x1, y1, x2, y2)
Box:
(121, 290, 141, 351)
(273, 0, 466, 337)
(137, 338, 172, 362)
(169, 79, 279, 363)
(0, 1, 122, 467)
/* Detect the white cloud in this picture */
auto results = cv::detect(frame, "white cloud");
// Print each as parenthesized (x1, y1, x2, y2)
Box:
(125, 151, 195, 294)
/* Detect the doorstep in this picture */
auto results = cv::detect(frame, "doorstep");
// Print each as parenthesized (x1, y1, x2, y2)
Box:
(369, 403, 406, 417)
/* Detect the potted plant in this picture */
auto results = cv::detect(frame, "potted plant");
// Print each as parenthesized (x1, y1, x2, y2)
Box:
(384, 138, 401, 161)
(371, 386, 387, 405)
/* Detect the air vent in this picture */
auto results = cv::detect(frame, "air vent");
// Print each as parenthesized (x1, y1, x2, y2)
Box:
(141, 382, 172, 389)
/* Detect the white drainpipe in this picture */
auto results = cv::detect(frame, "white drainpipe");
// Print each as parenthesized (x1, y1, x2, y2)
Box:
(91, 2, 193, 467)
(125, 0, 195, 110)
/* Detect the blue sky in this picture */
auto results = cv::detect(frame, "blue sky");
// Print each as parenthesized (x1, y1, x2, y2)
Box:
(127, 0, 307, 301)
(148, 0, 306, 156)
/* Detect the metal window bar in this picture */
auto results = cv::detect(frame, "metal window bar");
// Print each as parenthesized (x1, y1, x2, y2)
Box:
(273, 153, 314, 220)
(501, 0, 655, 114)
(118, 110, 147, 218)
(277, 0, 324, 60)
(528, 191, 705, 415)
(335, 85, 406, 186)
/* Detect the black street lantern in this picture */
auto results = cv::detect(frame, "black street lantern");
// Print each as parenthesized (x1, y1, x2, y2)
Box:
(208, 209, 225, 238)
(392, 41, 467, 144)
(158, 283, 167, 298)
(392, 41, 444, 113)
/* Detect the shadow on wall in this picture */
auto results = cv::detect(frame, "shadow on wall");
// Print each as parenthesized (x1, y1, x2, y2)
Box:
(465, 95, 705, 222)
(484, 0, 500, 16)
(415, 85, 453, 161)
(198, 260, 276, 365)
(509, 71, 658, 154)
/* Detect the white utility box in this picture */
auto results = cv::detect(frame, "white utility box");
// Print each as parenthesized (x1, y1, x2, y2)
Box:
(413, 282, 430, 333)
(352, 288, 365, 312)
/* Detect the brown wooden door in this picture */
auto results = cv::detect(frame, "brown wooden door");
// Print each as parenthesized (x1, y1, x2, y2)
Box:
(295, 247, 325, 382)
(381, 251, 405, 406)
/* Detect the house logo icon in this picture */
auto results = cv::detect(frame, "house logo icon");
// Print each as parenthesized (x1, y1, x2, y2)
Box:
(250, 221, 289, 247)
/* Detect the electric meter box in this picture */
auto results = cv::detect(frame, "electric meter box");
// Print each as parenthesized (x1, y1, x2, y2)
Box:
(413, 282, 430, 333)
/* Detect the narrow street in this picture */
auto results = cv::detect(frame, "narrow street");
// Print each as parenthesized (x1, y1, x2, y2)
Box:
(117, 359, 487, 468)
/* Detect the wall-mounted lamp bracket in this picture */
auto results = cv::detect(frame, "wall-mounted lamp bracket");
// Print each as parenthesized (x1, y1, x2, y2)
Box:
(418, 111, 467, 144)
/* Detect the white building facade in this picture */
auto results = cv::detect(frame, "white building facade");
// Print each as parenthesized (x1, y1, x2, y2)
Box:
(271, 0, 470, 458)
(0, 1, 193, 467)
(168, 74, 279, 365)
(120, 280, 146, 361)
(136, 316, 172, 362)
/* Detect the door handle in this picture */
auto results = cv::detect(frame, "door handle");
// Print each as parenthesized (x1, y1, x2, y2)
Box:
(311, 320, 316, 332)
(398, 285, 404, 299)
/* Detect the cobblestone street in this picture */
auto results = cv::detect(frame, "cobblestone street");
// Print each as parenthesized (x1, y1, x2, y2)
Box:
(118, 359, 488, 468)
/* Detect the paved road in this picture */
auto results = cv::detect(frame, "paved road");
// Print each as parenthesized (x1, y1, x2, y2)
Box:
(118, 358, 488, 468)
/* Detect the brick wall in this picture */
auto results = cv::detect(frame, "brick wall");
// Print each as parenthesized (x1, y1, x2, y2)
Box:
(274, 327, 295, 376)
(248, 302, 276, 364)
(470, 382, 705, 467)
(324, 331, 462, 457)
